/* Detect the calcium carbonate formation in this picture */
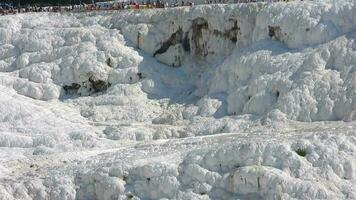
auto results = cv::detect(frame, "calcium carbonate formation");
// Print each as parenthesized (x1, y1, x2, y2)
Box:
(0, 0, 355, 199)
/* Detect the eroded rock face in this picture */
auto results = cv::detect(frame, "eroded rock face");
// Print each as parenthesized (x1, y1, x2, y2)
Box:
(268, 26, 282, 40)
(152, 17, 240, 66)
(63, 83, 81, 95)
(153, 28, 187, 67)
(190, 18, 240, 58)
(62, 74, 111, 97)
(190, 18, 210, 58)
(89, 75, 110, 93)
(154, 28, 186, 57)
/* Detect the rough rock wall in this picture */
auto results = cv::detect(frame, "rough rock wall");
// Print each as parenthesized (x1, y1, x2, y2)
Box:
(0, 2, 355, 122)
(109, 2, 356, 122)
(111, 1, 356, 66)
(111, 4, 260, 66)
(0, 13, 144, 99)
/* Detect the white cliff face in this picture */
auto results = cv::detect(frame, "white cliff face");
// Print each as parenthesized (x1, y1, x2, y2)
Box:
(211, 35, 356, 121)
(111, 4, 258, 63)
(0, 0, 355, 199)
(110, 1, 356, 122)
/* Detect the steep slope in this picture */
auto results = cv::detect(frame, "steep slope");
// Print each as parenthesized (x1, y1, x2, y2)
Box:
(109, 1, 356, 121)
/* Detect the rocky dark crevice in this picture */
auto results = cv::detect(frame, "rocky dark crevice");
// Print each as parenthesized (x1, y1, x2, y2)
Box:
(225, 20, 240, 43)
(211, 21, 240, 43)
(63, 83, 81, 95)
(153, 17, 241, 65)
(182, 32, 190, 52)
(268, 26, 282, 40)
(190, 18, 209, 57)
(106, 57, 114, 68)
(62, 74, 111, 97)
(153, 28, 186, 56)
(88, 75, 111, 93)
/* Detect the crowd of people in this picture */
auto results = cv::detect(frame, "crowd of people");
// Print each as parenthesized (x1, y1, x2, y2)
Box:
(0, 1, 181, 15)
(0, 0, 294, 15)
(0, 3, 16, 14)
